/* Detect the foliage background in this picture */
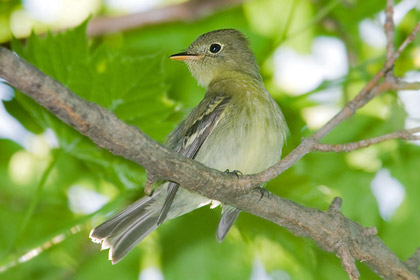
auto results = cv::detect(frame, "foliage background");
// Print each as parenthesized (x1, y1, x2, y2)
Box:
(0, 0, 419, 279)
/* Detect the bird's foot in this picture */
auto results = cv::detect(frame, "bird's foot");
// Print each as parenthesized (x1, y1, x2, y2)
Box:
(224, 169, 243, 179)
(255, 187, 270, 201)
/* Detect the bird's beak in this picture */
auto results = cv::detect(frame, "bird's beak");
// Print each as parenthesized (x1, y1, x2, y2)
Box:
(170, 52, 204, 61)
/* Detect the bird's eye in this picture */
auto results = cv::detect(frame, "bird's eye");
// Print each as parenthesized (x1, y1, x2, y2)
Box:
(209, 43, 222, 54)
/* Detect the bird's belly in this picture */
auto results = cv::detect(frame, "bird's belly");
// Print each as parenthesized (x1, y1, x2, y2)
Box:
(194, 115, 284, 174)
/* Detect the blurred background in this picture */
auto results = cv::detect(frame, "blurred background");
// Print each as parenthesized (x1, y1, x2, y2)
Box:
(0, 0, 420, 279)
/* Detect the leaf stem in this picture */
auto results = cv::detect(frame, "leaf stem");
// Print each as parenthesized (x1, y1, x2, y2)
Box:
(8, 148, 62, 254)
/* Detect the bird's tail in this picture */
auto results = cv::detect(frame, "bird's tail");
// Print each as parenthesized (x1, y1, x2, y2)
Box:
(216, 205, 241, 242)
(90, 191, 161, 264)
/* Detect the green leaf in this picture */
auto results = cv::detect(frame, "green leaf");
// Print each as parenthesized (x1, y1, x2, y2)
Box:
(10, 22, 177, 189)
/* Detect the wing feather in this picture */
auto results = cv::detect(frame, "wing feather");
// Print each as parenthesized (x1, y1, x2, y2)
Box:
(157, 94, 231, 225)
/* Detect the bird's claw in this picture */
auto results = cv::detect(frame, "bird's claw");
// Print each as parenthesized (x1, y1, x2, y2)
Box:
(255, 187, 269, 201)
(224, 169, 243, 178)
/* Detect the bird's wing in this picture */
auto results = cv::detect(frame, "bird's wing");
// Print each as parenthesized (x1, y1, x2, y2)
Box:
(157, 94, 231, 225)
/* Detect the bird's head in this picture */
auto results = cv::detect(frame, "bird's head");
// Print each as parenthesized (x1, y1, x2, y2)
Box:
(170, 29, 260, 87)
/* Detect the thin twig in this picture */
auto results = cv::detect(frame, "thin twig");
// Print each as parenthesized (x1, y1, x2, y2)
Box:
(385, 0, 395, 74)
(338, 245, 360, 280)
(328, 197, 343, 213)
(313, 127, 420, 152)
(391, 21, 420, 67)
(256, 18, 420, 184)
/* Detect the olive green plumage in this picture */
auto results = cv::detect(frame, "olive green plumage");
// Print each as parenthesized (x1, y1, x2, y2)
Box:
(90, 29, 288, 264)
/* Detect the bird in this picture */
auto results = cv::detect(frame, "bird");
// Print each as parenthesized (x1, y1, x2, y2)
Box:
(90, 28, 288, 264)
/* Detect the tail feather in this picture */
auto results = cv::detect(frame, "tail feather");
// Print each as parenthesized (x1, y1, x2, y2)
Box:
(216, 206, 241, 242)
(106, 211, 158, 264)
(90, 193, 155, 239)
(90, 191, 161, 264)
(90, 187, 212, 263)
(157, 182, 179, 225)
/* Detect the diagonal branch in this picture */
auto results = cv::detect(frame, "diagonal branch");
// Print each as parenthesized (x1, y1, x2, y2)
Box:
(87, 0, 246, 36)
(252, 19, 420, 186)
(0, 4, 420, 279)
(0, 42, 419, 279)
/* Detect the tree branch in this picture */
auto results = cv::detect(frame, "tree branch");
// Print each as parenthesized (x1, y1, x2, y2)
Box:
(249, 20, 420, 187)
(87, 0, 246, 36)
(1, 6, 420, 279)
(0, 0, 248, 49)
(0, 44, 419, 280)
